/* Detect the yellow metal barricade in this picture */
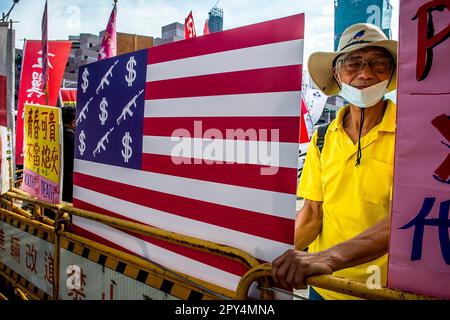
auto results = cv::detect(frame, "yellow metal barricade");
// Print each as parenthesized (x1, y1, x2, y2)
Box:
(0, 188, 262, 300)
(235, 263, 436, 300)
(0, 187, 440, 300)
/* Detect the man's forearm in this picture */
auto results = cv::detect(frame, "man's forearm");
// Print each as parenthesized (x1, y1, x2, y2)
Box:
(324, 217, 390, 271)
(294, 208, 322, 251)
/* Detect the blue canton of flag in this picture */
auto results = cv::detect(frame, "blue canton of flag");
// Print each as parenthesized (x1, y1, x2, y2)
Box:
(75, 49, 148, 170)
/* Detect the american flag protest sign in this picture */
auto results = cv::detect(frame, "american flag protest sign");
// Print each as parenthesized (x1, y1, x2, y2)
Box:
(73, 14, 304, 293)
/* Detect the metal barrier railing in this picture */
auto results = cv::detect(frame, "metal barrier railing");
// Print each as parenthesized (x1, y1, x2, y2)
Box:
(1, 188, 263, 300)
(235, 263, 436, 300)
(0, 266, 34, 300)
(0, 201, 235, 300)
(5, 188, 261, 270)
(0, 187, 438, 300)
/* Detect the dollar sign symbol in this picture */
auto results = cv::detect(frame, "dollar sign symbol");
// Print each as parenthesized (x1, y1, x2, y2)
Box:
(79, 130, 86, 156)
(81, 68, 89, 93)
(125, 56, 137, 87)
(99, 97, 108, 125)
(121, 132, 133, 163)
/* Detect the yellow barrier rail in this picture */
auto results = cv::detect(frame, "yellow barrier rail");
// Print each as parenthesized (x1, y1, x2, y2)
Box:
(0, 268, 39, 300)
(2, 188, 263, 299)
(235, 263, 436, 300)
(15, 287, 29, 300)
(5, 188, 260, 271)
(61, 231, 235, 299)
(1, 187, 440, 300)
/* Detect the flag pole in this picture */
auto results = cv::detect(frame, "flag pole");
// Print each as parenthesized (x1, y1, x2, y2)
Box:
(42, 0, 49, 105)
(7, 19, 15, 187)
(45, 84, 49, 106)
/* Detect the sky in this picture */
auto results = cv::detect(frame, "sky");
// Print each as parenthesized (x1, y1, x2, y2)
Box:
(0, 0, 399, 67)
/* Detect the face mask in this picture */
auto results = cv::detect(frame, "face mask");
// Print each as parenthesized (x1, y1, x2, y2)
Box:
(338, 80, 389, 109)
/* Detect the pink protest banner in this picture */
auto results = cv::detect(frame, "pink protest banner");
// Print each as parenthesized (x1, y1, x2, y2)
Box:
(98, 3, 117, 60)
(388, 0, 450, 299)
(0, 76, 5, 126)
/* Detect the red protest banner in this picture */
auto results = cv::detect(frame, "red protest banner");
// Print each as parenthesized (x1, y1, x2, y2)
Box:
(60, 88, 77, 107)
(15, 40, 71, 165)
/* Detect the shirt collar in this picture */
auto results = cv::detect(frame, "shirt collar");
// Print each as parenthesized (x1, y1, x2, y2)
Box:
(378, 99, 396, 133)
(329, 99, 396, 133)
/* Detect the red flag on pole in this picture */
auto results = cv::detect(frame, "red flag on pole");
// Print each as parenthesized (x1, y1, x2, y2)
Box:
(185, 11, 196, 39)
(299, 95, 311, 143)
(203, 19, 210, 35)
(41, 0, 49, 92)
(98, 2, 117, 60)
(59, 88, 77, 107)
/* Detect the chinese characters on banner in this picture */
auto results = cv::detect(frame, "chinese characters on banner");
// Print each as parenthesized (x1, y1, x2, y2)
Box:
(0, 221, 54, 295)
(21, 104, 62, 204)
(1, 218, 175, 300)
(388, 0, 450, 299)
(15, 40, 71, 165)
(0, 126, 11, 194)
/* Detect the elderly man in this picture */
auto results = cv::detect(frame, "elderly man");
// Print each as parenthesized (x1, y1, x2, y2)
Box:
(272, 23, 398, 300)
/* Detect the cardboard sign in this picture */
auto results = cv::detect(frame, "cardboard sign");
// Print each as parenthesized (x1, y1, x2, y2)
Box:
(21, 104, 62, 204)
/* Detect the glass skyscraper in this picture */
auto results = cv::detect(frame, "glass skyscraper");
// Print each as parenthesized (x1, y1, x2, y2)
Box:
(334, 0, 393, 50)
(208, 5, 223, 33)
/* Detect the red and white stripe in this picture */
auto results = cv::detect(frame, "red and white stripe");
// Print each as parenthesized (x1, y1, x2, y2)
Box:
(73, 14, 304, 292)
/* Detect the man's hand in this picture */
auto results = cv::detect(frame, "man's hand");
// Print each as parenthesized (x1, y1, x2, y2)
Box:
(272, 217, 390, 290)
(271, 249, 335, 290)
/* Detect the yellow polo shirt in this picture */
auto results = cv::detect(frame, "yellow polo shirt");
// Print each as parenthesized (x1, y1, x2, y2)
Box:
(297, 100, 396, 300)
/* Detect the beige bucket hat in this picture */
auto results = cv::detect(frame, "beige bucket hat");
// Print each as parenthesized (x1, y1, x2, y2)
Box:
(308, 23, 398, 96)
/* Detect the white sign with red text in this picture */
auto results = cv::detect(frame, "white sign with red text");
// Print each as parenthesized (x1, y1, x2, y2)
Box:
(0, 220, 54, 295)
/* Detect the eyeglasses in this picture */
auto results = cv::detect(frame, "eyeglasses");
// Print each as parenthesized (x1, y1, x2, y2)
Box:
(338, 57, 393, 73)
